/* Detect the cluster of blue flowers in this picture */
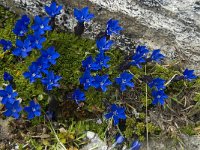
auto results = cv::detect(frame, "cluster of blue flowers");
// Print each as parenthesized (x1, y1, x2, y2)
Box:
(73, 8, 123, 103)
(73, 7, 132, 130)
(73, 8, 141, 147)
(23, 46, 61, 90)
(130, 46, 165, 69)
(148, 78, 168, 105)
(0, 2, 62, 91)
(147, 68, 197, 105)
(0, 73, 41, 119)
(128, 45, 166, 105)
(74, 8, 198, 149)
(74, 9, 137, 130)
(129, 45, 197, 105)
(110, 134, 141, 150)
(15, 2, 62, 90)
(0, 2, 63, 120)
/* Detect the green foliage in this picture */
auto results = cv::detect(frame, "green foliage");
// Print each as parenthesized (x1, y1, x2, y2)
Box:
(0, 6, 16, 42)
(150, 64, 177, 79)
(129, 66, 144, 78)
(124, 117, 161, 142)
(180, 125, 196, 136)
(0, 7, 45, 104)
(45, 32, 96, 88)
(194, 93, 200, 102)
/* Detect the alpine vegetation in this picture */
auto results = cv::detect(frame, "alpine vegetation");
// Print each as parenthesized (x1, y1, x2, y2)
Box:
(0, 1, 198, 150)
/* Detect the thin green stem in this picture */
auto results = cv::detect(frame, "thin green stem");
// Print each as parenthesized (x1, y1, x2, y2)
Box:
(117, 125, 124, 136)
(165, 74, 178, 86)
(145, 65, 149, 150)
(42, 109, 67, 150)
(48, 118, 67, 150)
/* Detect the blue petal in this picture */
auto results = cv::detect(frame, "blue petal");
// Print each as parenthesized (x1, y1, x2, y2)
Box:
(113, 116, 119, 125)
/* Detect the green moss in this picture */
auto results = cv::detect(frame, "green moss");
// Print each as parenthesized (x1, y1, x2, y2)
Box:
(124, 117, 161, 141)
(194, 93, 200, 102)
(0, 6, 16, 42)
(129, 66, 144, 78)
(147, 123, 161, 134)
(74, 120, 107, 139)
(45, 32, 96, 88)
(149, 64, 177, 79)
(180, 125, 196, 136)
(124, 118, 135, 138)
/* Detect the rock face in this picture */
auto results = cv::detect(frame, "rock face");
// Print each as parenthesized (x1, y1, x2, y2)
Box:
(0, 0, 200, 73)
(89, 0, 200, 73)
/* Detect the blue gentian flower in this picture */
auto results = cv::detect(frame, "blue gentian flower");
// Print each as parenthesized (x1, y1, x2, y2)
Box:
(45, 1, 63, 17)
(79, 70, 94, 90)
(12, 39, 32, 58)
(130, 46, 149, 68)
(3, 72, 13, 82)
(13, 22, 28, 36)
(0, 39, 12, 51)
(74, 7, 94, 23)
(34, 57, 50, 74)
(82, 56, 93, 70)
(105, 104, 126, 126)
(130, 53, 146, 68)
(82, 56, 99, 70)
(183, 69, 197, 81)
(110, 134, 125, 149)
(93, 75, 112, 92)
(31, 16, 52, 35)
(41, 71, 62, 90)
(24, 100, 41, 120)
(72, 89, 86, 104)
(150, 49, 165, 63)
(23, 63, 43, 83)
(93, 53, 110, 70)
(115, 72, 134, 91)
(152, 90, 168, 105)
(20, 15, 31, 26)
(13, 23, 28, 36)
(136, 46, 149, 55)
(115, 134, 125, 144)
(13, 15, 30, 36)
(96, 37, 114, 52)
(148, 78, 166, 90)
(41, 47, 60, 65)
(4, 100, 22, 119)
(28, 34, 46, 49)
(130, 140, 141, 150)
(0, 85, 18, 104)
(106, 19, 123, 35)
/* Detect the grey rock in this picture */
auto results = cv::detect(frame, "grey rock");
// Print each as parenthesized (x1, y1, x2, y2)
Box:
(81, 131, 108, 150)
(81, 131, 200, 150)
(0, 118, 11, 140)
(142, 134, 200, 150)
